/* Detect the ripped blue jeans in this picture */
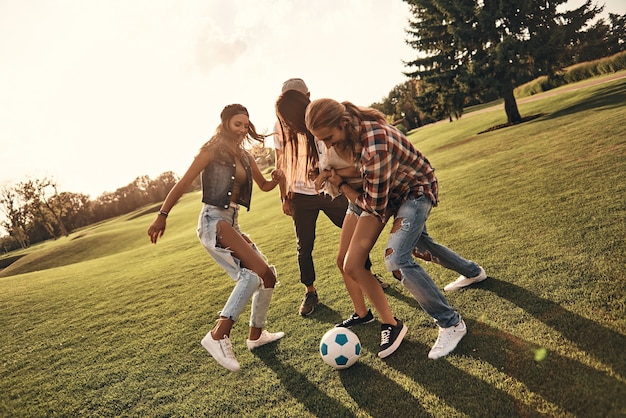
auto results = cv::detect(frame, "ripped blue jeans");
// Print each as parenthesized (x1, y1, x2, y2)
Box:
(384, 195, 480, 328)
(197, 203, 275, 328)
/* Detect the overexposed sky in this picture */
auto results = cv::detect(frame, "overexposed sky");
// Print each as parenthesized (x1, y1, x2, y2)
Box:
(1, 0, 624, 204)
(0, 0, 415, 200)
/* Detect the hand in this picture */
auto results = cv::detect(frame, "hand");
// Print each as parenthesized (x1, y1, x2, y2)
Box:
(282, 198, 292, 216)
(308, 168, 320, 181)
(314, 170, 331, 191)
(271, 169, 284, 182)
(326, 168, 344, 187)
(148, 217, 166, 244)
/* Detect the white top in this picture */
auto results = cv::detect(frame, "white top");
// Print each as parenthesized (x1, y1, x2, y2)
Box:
(319, 145, 362, 198)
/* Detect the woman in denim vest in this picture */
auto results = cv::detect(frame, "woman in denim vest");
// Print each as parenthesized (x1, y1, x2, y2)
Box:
(148, 104, 284, 372)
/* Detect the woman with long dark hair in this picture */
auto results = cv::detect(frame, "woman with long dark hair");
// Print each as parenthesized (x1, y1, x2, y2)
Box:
(276, 90, 404, 358)
(274, 79, 388, 318)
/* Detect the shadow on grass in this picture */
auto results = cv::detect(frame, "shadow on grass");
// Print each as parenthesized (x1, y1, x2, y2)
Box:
(541, 81, 626, 120)
(127, 203, 162, 221)
(0, 254, 24, 269)
(252, 349, 356, 418)
(483, 277, 626, 378)
(255, 347, 428, 418)
(360, 276, 625, 416)
(384, 338, 525, 417)
(476, 113, 545, 134)
(469, 278, 626, 416)
(460, 317, 626, 417)
(389, 275, 625, 379)
(298, 303, 357, 328)
(339, 361, 430, 417)
(382, 283, 421, 308)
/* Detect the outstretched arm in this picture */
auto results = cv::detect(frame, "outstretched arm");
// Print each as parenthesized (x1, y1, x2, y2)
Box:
(250, 155, 281, 192)
(147, 150, 211, 244)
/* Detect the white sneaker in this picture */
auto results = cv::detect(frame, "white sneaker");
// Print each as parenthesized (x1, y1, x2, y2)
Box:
(428, 319, 467, 359)
(201, 333, 240, 372)
(246, 330, 285, 350)
(444, 267, 487, 292)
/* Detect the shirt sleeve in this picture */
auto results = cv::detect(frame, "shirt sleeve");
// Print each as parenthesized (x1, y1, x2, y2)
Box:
(272, 120, 282, 150)
(315, 139, 328, 170)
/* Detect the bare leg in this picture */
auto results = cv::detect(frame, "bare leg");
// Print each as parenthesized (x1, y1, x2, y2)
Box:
(343, 215, 396, 325)
(211, 317, 235, 339)
(337, 213, 370, 317)
(216, 221, 276, 288)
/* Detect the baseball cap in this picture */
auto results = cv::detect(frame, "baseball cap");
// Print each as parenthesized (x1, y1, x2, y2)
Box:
(281, 78, 309, 94)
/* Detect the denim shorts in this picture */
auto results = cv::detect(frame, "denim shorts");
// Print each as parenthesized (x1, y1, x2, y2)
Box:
(346, 200, 373, 217)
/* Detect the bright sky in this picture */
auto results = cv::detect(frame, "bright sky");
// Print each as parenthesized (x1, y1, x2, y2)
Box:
(0, 0, 624, 206)
(0, 0, 416, 201)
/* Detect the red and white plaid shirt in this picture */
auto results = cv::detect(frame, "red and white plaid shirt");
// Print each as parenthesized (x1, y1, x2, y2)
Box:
(353, 120, 438, 222)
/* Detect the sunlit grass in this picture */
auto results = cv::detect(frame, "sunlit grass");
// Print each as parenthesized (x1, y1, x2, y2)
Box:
(1, 74, 625, 417)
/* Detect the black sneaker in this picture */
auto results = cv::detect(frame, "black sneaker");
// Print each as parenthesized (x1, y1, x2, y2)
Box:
(374, 273, 389, 289)
(335, 309, 375, 328)
(299, 291, 319, 316)
(378, 318, 408, 358)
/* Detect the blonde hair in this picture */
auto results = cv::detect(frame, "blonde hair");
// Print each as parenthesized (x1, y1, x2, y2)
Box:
(305, 98, 387, 148)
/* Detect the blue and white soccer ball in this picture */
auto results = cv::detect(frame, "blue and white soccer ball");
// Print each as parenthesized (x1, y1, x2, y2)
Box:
(319, 327, 361, 369)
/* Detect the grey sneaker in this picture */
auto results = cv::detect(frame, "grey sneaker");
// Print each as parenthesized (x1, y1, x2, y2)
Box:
(299, 291, 319, 316)
(201, 333, 240, 372)
(378, 318, 407, 358)
(428, 319, 467, 359)
(444, 267, 487, 292)
(335, 309, 375, 328)
(246, 330, 285, 350)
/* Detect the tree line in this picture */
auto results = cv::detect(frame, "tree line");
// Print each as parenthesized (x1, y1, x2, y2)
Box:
(0, 173, 179, 252)
(0, 144, 275, 253)
(372, 0, 626, 131)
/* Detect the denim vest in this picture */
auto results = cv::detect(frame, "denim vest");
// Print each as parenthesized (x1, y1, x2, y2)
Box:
(201, 147, 253, 210)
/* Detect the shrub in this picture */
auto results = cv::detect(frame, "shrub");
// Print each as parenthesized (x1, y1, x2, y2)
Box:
(515, 51, 626, 98)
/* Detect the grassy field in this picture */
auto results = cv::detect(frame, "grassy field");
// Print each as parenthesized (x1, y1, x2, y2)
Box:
(1, 74, 625, 417)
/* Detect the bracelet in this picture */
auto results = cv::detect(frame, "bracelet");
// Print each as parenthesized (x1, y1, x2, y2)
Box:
(157, 210, 169, 217)
(337, 180, 348, 190)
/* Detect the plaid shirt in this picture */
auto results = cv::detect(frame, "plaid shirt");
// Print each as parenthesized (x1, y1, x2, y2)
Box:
(354, 120, 438, 222)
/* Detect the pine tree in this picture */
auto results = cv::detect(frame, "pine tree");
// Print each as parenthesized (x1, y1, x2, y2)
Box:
(403, 0, 602, 124)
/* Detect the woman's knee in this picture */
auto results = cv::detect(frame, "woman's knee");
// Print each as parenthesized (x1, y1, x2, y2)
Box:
(343, 257, 365, 278)
(384, 249, 403, 281)
(385, 246, 405, 271)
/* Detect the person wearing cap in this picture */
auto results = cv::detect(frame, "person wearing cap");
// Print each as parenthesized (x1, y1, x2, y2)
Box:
(273, 79, 387, 317)
(148, 104, 285, 372)
(276, 89, 405, 358)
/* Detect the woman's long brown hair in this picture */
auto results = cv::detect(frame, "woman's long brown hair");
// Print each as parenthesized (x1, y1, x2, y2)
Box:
(275, 90, 319, 173)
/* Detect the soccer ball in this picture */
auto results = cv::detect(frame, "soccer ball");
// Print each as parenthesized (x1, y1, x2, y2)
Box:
(319, 327, 361, 369)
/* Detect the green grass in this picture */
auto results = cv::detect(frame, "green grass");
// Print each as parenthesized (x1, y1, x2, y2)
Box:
(1, 75, 625, 417)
